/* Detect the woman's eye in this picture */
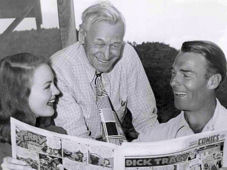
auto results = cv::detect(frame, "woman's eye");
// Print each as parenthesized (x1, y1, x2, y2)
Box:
(44, 84, 51, 90)
(183, 73, 191, 78)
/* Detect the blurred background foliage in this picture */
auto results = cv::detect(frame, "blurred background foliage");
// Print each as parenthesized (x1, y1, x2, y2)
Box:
(0, 28, 226, 127)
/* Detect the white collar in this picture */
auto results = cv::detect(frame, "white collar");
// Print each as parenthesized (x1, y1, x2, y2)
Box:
(180, 99, 222, 132)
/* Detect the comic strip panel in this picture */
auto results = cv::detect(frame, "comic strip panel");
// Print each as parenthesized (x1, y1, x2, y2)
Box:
(62, 139, 88, 170)
(16, 126, 63, 157)
(16, 148, 39, 170)
(39, 153, 63, 170)
(87, 144, 114, 169)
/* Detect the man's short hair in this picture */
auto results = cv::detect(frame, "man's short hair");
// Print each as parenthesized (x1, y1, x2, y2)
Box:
(80, 1, 125, 33)
(181, 40, 227, 83)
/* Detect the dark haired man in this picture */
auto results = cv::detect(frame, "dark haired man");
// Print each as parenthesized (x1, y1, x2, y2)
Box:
(169, 40, 227, 136)
(138, 41, 227, 141)
(137, 40, 227, 166)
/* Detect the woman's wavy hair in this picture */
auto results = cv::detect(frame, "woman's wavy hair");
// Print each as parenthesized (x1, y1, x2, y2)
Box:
(0, 53, 48, 142)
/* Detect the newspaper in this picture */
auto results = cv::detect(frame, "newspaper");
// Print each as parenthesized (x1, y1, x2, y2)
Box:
(11, 117, 227, 170)
(11, 118, 117, 170)
(115, 131, 227, 170)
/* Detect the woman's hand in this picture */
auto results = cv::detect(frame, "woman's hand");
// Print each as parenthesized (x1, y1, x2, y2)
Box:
(1, 157, 35, 170)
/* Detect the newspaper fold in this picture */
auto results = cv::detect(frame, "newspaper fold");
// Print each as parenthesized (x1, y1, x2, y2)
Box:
(11, 118, 227, 170)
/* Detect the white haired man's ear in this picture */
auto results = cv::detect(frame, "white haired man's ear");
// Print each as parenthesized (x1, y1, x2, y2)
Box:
(78, 25, 86, 45)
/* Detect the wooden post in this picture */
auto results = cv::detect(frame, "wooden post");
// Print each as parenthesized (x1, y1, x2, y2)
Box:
(57, 0, 77, 48)
(34, 0, 42, 31)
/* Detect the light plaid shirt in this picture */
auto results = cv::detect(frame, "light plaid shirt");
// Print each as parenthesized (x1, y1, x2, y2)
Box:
(50, 42, 157, 139)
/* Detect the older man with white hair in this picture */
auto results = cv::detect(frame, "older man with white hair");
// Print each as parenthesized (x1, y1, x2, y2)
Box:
(51, 2, 157, 140)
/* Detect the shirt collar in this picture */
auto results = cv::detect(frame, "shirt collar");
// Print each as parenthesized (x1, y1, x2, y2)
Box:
(181, 99, 221, 132)
(175, 112, 194, 137)
(79, 43, 96, 82)
(202, 99, 221, 132)
(179, 112, 190, 129)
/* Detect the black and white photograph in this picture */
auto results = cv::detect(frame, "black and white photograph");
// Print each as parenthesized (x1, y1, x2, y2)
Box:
(1, 0, 227, 169)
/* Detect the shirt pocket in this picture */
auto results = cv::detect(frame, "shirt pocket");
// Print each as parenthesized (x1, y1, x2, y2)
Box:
(114, 99, 127, 122)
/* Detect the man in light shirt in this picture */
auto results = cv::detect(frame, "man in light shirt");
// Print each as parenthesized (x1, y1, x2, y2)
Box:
(51, 2, 157, 140)
(136, 40, 227, 166)
(138, 40, 227, 140)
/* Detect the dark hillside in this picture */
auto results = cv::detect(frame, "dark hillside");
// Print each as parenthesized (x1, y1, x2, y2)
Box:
(134, 42, 180, 122)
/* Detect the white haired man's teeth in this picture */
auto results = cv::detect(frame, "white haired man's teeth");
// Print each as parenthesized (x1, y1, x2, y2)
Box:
(96, 57, 109, 63)
(174, 92, 187, 97)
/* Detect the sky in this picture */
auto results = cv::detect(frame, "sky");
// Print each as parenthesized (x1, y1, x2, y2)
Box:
(1, 0, 227, 56)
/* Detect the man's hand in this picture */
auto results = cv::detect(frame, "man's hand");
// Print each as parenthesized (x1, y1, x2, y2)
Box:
(1, 157, 35, 170)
